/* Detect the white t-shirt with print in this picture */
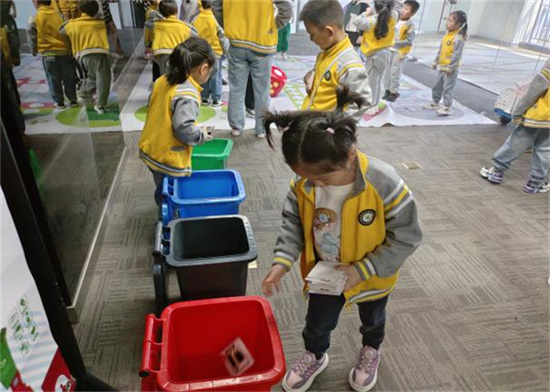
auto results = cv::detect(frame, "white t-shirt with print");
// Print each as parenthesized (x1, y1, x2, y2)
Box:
(313, 183, 354, 263)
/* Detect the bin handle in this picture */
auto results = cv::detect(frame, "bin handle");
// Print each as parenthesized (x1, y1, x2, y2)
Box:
(153, 221, 164, 256)
(139, 314, 163, 378)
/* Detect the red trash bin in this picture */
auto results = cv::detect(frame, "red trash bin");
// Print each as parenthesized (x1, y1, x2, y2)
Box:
(270, 66, 287, 98)
(140, 296, 285, 391)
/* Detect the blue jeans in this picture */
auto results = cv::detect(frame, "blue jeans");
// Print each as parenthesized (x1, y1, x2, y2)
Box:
(201, 57, 222, 102)
(227, 46, 272, 135)
(42, 55, 78, 105)
(302, 294, 388, 358)
(493, 125, 549, 185)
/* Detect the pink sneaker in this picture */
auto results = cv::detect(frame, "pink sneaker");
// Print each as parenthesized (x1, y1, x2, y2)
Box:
(349, 345, 380, 392)
(282, 351, 329, 392)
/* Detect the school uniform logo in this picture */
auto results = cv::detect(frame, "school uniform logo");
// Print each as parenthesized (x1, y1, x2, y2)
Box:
(358, 209, 376, 226)
(324, 72, 331, 81)
(446, 40, 452, 46)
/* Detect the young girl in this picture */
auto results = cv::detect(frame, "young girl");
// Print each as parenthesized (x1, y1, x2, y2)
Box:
(139, 37, 215, 205)
(261, 86, 423, 392)
(423, 10, 467, 116)
(354, 0, 399, 114)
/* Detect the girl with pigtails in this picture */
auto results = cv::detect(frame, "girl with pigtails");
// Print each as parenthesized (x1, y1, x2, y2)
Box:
(261, 85, 423, 392)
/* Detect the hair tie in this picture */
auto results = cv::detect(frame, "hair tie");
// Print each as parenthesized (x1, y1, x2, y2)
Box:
(326, 127, 335, 134)
(278, 124, 290, 133)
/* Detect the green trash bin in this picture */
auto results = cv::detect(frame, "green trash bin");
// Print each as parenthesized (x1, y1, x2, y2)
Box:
(191, 139, 233, 170)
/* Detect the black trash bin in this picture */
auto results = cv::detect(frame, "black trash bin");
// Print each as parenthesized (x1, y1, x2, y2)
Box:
(157, 215, 257, 302)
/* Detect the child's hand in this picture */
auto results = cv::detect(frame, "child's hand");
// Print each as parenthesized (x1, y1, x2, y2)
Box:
(431, 62, 438, 70)
(262, 264, 288, 297)
(335, 264, 364, 292)
(304, 71, 313, 94)
(512, 115, 522, 125)
(202, 126, 214, 142)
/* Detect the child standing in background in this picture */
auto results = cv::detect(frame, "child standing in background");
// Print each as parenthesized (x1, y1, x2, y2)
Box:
(28, 0, 78, 109)
(144, 0, 163, 82)
(299, 0, 371, 112)
(60, 0, 112, 115)
(145, 0, 198, 76)
(480, 59, 550, 194)
(354, 0, 398, 114)
(343, 0, 369, 60)
(423, 10, 467, 116)
(383, 0, 419, 102)
(139, 38, 216, 205)
(193, 0, 229, 107)
(53, 0, 80, 20)
(261, 86, 422, 392)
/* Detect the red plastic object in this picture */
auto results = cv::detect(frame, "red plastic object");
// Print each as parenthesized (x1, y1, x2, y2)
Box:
(270, 66, 287, 98)
(140, 296, 285, 392)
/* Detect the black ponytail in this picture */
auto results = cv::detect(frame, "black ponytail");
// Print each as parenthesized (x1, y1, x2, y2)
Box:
(451, 10, 468, 39)
(166, 37, 216, 85)
(374, 0, 393, 40)
(264, 84, 361, 171)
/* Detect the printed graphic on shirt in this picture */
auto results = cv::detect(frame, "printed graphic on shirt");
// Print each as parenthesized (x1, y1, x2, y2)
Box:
(314, 207, 339, 262)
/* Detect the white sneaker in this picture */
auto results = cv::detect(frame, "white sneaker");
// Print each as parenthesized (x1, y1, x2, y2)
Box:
(94, 105, 105, 115)
(365, 106, 379, 116)
(282, 52, 288, 61)
(423, 102, 440, 110)
(231, 128, 242, 137)
(245, 108, 255, 118)
(255, 133, 266, 139)
(282, 352, 329, 392)
(436, 106, 453, 116)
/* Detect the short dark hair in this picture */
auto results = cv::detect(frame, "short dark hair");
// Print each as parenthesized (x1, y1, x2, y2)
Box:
(159, 0, 178, 17)
(264, 85, 367, 171)
(78, 1, 99, 16)
(201, 0, 212, 10)
(166, 36, 216, 85)
(404, 0, 420, 14)
(37, 0, 53, 6)
(299, 0, 343, 29)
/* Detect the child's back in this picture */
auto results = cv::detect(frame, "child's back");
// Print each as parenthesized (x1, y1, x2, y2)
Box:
(62, 11, 110, 58)
(30, 4, 70, 56)
(193, 6, 228, 57)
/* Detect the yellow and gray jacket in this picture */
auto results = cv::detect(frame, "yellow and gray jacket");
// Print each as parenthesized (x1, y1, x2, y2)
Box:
(213, 0, 292, 54)
(302, 37, 372, 111)
(274, 151, 422, 304)
(193, 8, 229, 57)
(394, 19, 415, 58)
(27, 5, 71, 56)
(60, 13, 110, 59)
(354, 10, 399, 56)
(139, 75, 207, 176)
(434, 30, 464, 72)
(512, 59, 550, 129)
(144, 3, 163, 49)
(145, 15, 198, 57)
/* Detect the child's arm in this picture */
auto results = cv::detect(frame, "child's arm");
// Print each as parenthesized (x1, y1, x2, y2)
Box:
(339, 68, 372, 110)
(394, 23, 415, 51)
(272, 183, 305, 271)
(353, 11, 375, 32)
(355, 163, 422, 281)
(512, 59, 550, 119)
(144, 18, 156, 48)
(217, 23, 230, 54)
(273, 0, 293, 30)
(27, 16, 38, 56)
(443, 36, 464, 72)
(171, 96, 210, 146)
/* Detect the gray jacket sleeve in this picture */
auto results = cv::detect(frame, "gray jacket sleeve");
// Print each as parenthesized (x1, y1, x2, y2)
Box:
(353, 12, 374, 31)
(447, 36, 464, 70)
(354, 159, 422, 279)
(394, 26, 415, 49)
(512, 59, 550, 117)
(273, 0, 293, 30)
(27, 15, 37, 53)
(339, 66, 373, 111)
(273, 184, 305, 270)
(217, 23, 230, 54)
(171, 98, 205, 146)
(212, 0, 224, 28)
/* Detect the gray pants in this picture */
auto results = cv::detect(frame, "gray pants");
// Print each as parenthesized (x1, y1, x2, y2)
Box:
(432, 69, 459, 107)
(155, 55, 170, 75)
(387, 54, 406, 94)
(365, 49, 391, 106)
(493, 125, 549, 185)
(80, 53, 111, 108)
(227, 46, 273, 135)
(42, 55, 78, 105)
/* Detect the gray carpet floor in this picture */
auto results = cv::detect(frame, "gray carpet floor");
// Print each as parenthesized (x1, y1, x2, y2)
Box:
(74, 122, 549, 391)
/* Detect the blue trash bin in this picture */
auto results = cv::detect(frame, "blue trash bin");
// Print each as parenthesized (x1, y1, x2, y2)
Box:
(161, 170, 246, 226)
